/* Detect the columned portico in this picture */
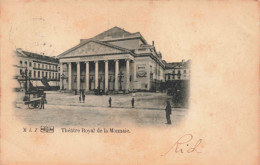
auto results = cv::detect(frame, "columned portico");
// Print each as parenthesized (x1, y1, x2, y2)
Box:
(61, 59, 134, 93)
(59, 47, 136, 93)
(95, 61, 99, 89)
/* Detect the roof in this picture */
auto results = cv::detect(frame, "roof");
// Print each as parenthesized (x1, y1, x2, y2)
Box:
(165, 60, 191, 69)
(90, 26, 148, 44)
(16, 48, 59, 63)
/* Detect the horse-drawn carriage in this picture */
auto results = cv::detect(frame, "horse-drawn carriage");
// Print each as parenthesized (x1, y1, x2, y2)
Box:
(23, 89, 46, 109)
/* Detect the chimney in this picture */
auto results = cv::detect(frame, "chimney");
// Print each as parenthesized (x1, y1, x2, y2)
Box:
(182, 59, 184, 64)
(152, 41, 154, 46)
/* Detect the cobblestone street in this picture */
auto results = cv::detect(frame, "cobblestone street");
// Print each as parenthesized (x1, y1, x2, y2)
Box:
(14, 91, 188, 127)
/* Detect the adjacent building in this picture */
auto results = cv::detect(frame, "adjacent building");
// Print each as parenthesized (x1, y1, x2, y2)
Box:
(14, 48, 60, 91)
(164, 60, 191, 81)
(57, 27, 165, 93)
(164, 59, 191, 107)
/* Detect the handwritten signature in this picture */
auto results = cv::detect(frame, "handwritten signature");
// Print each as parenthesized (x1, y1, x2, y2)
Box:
(161, 134, 203, 156)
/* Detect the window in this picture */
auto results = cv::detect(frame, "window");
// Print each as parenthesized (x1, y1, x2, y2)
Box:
(34, 71, 36, 77)
(25, 61, 27, 66)
(172, 75, 175, 79)
(168, 74, 170, 80)
(38, 64, 40, 68)
(29, 70, 32, 77)
(20, 61, 23, 66)
(20, 69, 23, 75)
(29, 62, 32, 67)
(38, 71, 40, 77)
(42, 64, 44, 68)
(184, 70, 186, 73)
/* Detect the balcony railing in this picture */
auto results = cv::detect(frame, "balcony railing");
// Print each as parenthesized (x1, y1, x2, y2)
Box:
(32, 67, 58, 72)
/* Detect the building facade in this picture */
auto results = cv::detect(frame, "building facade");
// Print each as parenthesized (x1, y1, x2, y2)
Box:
(58, 27, 165, 93)
(14, 48, 60, 91)
(164, 60, 191, 81)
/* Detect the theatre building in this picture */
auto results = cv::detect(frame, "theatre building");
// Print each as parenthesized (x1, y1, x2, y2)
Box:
(58, 27, 165, 93)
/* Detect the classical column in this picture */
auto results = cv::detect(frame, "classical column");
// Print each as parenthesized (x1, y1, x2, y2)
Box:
(105, 60, 109, 91)
(95, 61, 99, 89)
(85, 62, 89, 91)
(126, 59, 130, 91)
(114, 60, 119, 91)
(133, 61, 136, 89)
(77, 62, 80, 92)
(60, 63, 63, 90)
(68, 62, 72, 90)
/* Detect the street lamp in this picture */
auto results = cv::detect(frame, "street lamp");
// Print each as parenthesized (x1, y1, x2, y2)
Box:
(21, 67, 29, 92)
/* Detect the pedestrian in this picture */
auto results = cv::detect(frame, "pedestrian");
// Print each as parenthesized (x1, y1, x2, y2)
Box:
(79, 95, 81, 103)
(82, 93, 85, 103)
(131, 97, 135, 108)
(40, 95, 45, 109)
(109, 97, 112, 107)
(165, 101, 172, 124)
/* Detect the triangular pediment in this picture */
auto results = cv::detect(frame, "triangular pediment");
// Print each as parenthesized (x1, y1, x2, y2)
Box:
(59, 40, 128, 58)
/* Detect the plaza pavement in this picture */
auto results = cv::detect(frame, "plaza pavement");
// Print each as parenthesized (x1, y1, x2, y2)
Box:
(14, 91, 188, 127)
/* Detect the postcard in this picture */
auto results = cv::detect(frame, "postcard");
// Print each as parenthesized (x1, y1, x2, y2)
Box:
(0, 0, 259, 164)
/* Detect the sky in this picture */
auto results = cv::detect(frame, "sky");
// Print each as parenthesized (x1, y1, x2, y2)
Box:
(1, 0, 258, 63)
